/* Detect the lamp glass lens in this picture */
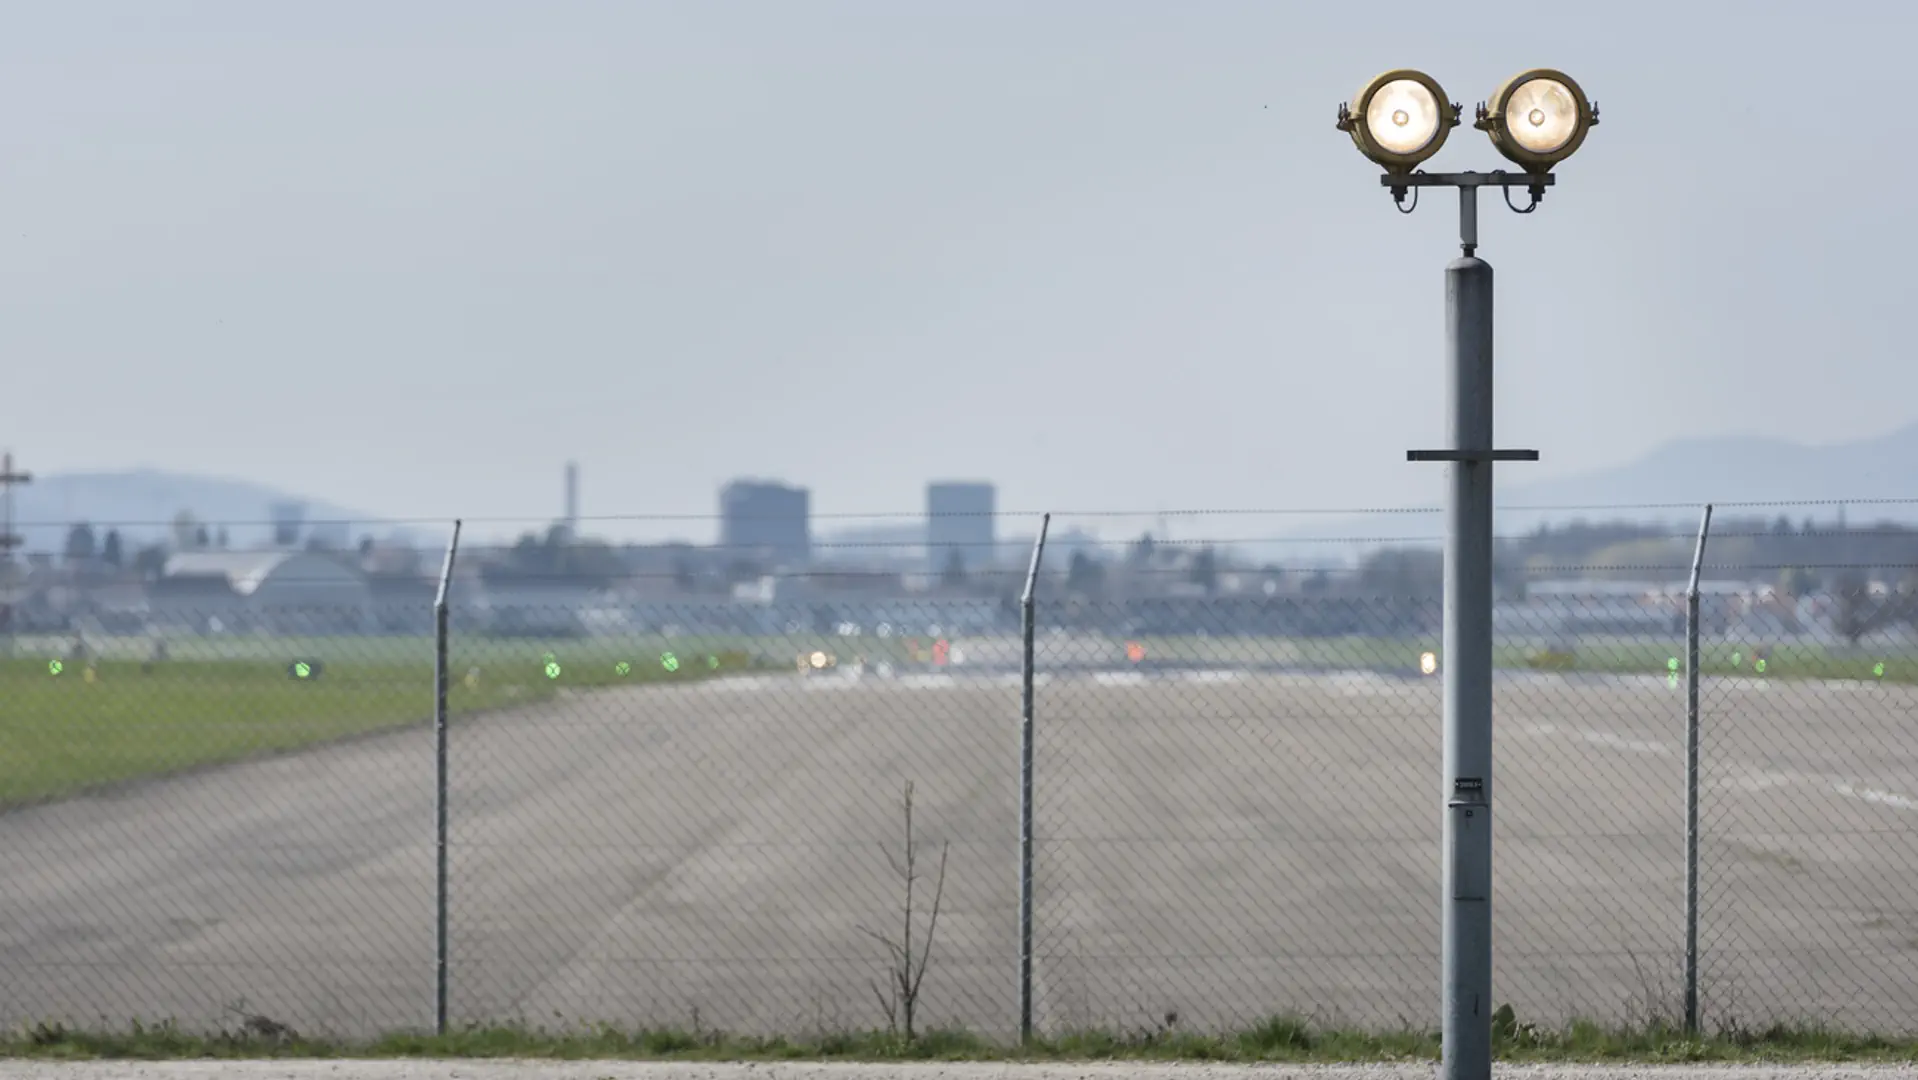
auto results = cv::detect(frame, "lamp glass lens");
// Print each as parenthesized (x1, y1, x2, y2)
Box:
(1505, 77, 1579, 154)
(1365, 79, 1440, 155)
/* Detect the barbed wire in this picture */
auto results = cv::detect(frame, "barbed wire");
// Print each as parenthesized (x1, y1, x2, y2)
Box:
(14, 496, 1918, 532)
(13, 524, 1918, 561)
(24, 564, 1917, 588)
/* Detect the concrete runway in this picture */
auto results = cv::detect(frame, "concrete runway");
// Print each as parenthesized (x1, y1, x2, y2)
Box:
(2, 669, 1915, 1038)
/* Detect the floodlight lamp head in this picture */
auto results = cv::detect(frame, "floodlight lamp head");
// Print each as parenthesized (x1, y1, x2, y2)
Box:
(1476, 69, 1595, 173)
(1338, 69, 1459, 174)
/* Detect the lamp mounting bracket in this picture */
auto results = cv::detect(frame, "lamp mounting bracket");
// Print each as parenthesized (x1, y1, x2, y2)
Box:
(1383, 171, 1555, 255)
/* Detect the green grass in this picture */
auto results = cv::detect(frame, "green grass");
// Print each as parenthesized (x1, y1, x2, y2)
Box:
(0, 649, 757, 807)
(5, 626, 1909, 808)
(8, 631, 961, 667)
(1130, 634, 1918, 684)
(8, 1015, 1918, 1062)
(17, 629, 1917, 683)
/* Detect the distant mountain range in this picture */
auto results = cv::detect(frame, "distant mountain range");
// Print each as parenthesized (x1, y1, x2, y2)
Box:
(7, 423, 1915, 558)
(3, 469, 392, 554)
(1506, 421, 1918, 516)
(1275, 422, 1918, 554)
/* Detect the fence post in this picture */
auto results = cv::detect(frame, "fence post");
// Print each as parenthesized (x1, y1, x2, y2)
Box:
(433, 520, 462, 1036)
(1684, 504, 1712, 1035)
(1018, 512, 1051, 1044)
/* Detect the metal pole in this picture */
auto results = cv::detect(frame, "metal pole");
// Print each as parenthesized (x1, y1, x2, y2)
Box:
(433, 519, 462, 1036)
(1683, 503, 1713, 1034)
(1395, 172, 1545, 1080)
(1018, 512, 1051, 1043)
(1458, 186, 1479, 257)
(1441, 199, 1496, 1080)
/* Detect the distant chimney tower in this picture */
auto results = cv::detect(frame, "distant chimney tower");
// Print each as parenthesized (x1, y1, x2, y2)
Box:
(564, 461, 580, 535)
(0, 450, 31, 567)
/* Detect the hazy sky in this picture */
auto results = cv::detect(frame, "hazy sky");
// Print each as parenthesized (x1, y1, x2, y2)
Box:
(2, 1, 1912, 536)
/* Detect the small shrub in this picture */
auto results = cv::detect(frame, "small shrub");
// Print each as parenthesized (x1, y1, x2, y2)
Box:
(640, 1029, 699, 1054)
(1238, 1014, 1315, 1054)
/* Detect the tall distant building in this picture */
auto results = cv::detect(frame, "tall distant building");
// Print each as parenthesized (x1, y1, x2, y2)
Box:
(926, 481, 995, 574)
(269, 502, 306, 548)
(719, 479, 811, 566)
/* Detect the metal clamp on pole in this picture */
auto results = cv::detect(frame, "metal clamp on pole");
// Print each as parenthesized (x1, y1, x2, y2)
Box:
(1407, 449, 1540, 463)
(1446, 777, 1490, 904)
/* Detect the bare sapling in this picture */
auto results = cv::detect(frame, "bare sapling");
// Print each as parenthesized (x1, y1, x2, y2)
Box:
(858, 779, 949, 1041)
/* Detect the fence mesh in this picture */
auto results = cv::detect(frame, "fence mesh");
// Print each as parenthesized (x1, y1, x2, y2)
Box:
(0, 609, 439, 1036)
(1, 512, 1915, 1039)
(443, 607, 1022, 1036)
(1695, 632, 1918, 1033)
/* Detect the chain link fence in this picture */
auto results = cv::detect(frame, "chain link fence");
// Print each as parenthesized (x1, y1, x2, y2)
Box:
(1, 508, 1915, 1039)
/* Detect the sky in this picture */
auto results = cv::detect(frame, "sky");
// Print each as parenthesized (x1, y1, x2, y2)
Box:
(1, 1, 1913, 541)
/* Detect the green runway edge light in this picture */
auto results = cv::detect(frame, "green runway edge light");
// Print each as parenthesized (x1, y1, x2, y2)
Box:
(1732, 651, 1744, 667)
(1875, 662, 1887, 678)
(615, 661, 632, 676)
(294, 662, 312, 679)
(661, 652, 680, 672)
(1667, 657, 1679, 672)
(707, 655, 720, 670)
(47, 659, 62, 676)
(1755, 658, 1768, 675)
(544, 660, 562, 680)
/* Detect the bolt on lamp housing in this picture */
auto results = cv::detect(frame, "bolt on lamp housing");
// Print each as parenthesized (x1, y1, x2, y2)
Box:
(1475, 69, 1596, 173)
(1337, 69, 1460, 174)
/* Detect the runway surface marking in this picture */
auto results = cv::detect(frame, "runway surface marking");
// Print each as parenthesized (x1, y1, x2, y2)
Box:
(1518, 720, 1918, 814)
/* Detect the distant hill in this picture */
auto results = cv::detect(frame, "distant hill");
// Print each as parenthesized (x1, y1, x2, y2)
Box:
(1503, 422, 1918, 517)
(3, 469, 401, 555)
(1265, 422, 1918, 559)
(14, 424, 1915, 564)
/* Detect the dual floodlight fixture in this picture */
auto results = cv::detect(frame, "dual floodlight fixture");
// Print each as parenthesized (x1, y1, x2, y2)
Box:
(1337, 68, 1597, 176)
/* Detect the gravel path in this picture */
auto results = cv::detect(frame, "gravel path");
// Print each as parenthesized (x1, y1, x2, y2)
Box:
(3, 1062, 1918, 1080)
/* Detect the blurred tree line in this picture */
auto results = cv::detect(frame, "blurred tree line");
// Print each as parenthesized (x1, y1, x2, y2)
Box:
(1352, 515, 1918, 611)
(482, 524, 629, 589)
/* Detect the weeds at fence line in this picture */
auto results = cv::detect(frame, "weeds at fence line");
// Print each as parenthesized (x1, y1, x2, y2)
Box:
(1621, 945, 1686, 1034)
(857, 780, 950, 1043)
(10, 1014, 1918, 1062)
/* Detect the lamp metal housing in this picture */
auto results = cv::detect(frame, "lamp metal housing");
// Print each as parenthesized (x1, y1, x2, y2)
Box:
(1474, 68, 1597, 174)
(1336, 69, 1461, 174)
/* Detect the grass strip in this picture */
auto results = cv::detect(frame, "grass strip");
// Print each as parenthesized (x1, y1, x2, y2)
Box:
(9, 1016, 1918, 1063)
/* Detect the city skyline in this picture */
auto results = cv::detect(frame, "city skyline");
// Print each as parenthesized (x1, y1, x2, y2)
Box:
(6, 411, 1917, 557)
